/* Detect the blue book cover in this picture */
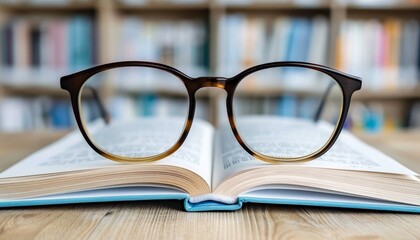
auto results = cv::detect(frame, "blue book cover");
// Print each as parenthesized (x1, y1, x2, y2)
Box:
(0, 187, 419, 213)
(363, 107, 384, 133)
(50, 101, 72, 129)
(69, 16, 93, 71)
(277, 95, 297, 117)
(286, 18, 312, 62)
(140, 94, 156, 116)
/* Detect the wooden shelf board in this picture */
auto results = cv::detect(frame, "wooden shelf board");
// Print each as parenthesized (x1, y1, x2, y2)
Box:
(2, 82, 420, 100)
(353, 89, 420, 100)
(345, 3, 420, 11)
(0, 2, 95, 11)
(1, 85, 68, 98)
(115, 1, 334, 12)
(219, 2, 330, 11)
(116, 87, 211, 98)
(116, 2, 210, 11)
(216, 87, 420, 100)
(222, 87, 326, 98)
(0, 85, 212, 98)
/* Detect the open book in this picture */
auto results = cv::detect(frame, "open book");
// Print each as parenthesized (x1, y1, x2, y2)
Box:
(1, 117, 419, 212)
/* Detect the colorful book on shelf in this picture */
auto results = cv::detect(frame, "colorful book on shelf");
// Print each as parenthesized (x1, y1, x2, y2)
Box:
(217, 15, 329, 77)
(116, 17, 209, 77)
(337, 18, 420, 90)
(0, 15, 95, 86)
(50, 100, 73, 129)
(69, 16, 93, 71)
(286, 18, 311, 62)
(0, 117, 419, 212)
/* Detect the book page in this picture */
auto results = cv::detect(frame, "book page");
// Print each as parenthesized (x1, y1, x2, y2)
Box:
(9, 186, 188, 203)
(212, 116, 416, 188)
(0, 117, 214, 186)
(240, 188, 415, 207)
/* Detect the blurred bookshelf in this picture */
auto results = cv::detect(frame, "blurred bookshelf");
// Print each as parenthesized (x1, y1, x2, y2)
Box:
(0, 0, 420, 133)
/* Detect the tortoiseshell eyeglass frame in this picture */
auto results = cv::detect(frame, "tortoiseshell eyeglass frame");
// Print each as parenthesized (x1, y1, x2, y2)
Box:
(60, 61, 362, 164)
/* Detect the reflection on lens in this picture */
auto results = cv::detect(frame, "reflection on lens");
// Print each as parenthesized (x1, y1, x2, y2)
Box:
(232, 66, 343, 159)
(80, 67, 189, 158)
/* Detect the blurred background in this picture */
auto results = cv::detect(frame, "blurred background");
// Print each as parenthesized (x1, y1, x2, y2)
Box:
(0, 0, 420, 134)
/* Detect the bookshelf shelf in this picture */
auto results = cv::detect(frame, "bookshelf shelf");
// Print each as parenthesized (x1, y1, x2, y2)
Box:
(116, 88, 211, 98)
(344, 4, 420, 18)
(0, 3, 95, 11)
(344, 3, 420, 11)
(1, 85, 68, 98)
(219, 3, 330, 11)
(5, 83, 418, 100)
(353, 89, 420, 101)
(214, 88, 420, 100)
(116, 2, 210, 11)
(0, 0, 419, 132)
(222, 88, 324, 98)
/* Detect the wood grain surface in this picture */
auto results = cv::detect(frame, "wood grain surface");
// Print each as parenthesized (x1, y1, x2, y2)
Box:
(0, 131, 419, 239)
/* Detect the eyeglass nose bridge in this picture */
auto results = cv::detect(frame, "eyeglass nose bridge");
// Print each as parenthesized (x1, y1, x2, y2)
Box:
(195, 77, 228, 89)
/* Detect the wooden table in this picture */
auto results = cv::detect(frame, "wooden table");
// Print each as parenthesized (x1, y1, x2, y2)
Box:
(0, 131, 419, 239)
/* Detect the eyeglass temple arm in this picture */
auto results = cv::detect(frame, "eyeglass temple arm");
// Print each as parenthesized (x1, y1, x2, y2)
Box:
(313, 82, 334, 122)
(85, 86, 111, 125)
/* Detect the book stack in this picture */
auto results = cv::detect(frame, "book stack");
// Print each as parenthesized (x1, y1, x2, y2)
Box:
(0, 15, 95, 87)
(0, 14, 96, 132)
(0, 95, 210, 132)
(0, 14, 213, 132)
(218, 95, 341, 127)
(348, 102, 408, 133)
(226, 96, 414, 133)
(102, 16, 212, 127)
(0, 97, 75, 132)
(106, 95, 209, 122)
(217, 15, 329, 77)
(116, 16, 209, 79)
(336, 19, 420, 90)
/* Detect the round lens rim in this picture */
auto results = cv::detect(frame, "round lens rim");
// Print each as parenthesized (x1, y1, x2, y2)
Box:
(226, 62, 361, 163)
(62, 61, 196, 163)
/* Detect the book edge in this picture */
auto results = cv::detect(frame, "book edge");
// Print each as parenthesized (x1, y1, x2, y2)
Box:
(1, 193, 419, 213)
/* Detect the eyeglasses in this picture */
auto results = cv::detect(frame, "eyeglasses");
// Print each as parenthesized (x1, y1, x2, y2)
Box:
(60, 61, 362, 164)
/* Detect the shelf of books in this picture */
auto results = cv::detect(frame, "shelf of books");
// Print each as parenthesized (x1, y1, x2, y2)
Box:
(0, 0, 419, 133)
(336, 1, 420, 132)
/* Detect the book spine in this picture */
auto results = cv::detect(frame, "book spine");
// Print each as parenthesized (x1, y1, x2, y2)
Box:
(50, 100, 72, 129)
(30, 25, 41, 68)
(217, 15, 327, 75)
(338, 18, 420, 91)
(5, 22, 13, 67)
(277, 95, 297, 117)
